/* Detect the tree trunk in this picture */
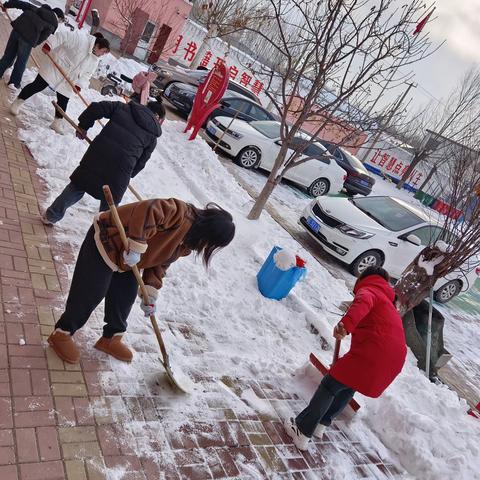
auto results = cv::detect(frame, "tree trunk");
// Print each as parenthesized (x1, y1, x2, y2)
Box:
(395, 262, 433, 317)
(190, 25, 217, 69)
(417, 165, 437, 193)
(396, 152, 422, 190)
(247, 177, 279, 220)
(247, 144, 290, 220)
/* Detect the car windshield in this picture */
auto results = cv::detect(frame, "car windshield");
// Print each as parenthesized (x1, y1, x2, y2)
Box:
(352, 197, 425, 231)
(340, 149, 368, 172)
(250, 121, 281, 138)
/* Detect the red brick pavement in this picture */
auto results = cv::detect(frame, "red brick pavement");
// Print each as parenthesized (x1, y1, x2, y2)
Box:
(0, 12, 409, 479)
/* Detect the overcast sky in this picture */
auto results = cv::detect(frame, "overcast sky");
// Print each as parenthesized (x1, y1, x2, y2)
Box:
(391, 0, 480, 109)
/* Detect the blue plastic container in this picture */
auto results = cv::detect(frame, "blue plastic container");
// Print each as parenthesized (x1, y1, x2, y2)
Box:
(257, 246, 306, 300)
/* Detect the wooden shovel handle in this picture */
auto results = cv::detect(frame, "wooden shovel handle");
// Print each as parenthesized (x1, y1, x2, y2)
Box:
(102, 185, 169, 363)
(52, 101, 92, 144)
(332, 338, 341, 364)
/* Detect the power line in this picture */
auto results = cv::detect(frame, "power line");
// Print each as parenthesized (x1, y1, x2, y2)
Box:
(415, 83, 446, 106)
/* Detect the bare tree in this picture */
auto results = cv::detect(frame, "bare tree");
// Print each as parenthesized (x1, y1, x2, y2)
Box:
(214, 0, 436, 220)
(394, 124, 480, 364)
(189, 0, 268, 68)
(395, 120, 480, 312)
(396, 69, 480, 190)
(112, 0, 154, 55)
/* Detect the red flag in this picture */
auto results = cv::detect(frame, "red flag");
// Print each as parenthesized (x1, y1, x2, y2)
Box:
(413, 7, 435, 35)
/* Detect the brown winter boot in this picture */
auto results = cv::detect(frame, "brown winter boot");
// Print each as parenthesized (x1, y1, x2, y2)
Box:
(47, 330, 80, 364)
(94, 335, 133, 362)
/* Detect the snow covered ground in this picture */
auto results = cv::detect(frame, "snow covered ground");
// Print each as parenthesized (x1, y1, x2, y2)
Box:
(5, 63, 480, 479)
(218, 150, 480, 398)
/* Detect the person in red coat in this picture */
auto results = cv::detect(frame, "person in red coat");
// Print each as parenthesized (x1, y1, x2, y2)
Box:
(284, 266, 407, 451)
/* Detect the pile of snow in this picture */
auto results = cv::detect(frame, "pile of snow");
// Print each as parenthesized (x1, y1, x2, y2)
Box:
(11, 69, 480, 480)
(273, 249, 297, 270)
(418, 254, 445, 276)
(360, 353, 480, 480)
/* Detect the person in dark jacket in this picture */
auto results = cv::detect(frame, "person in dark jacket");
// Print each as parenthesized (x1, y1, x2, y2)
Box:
(0, 1, 63, 88)
(284, 266, 407, 451)
(42, 100, 166, 224)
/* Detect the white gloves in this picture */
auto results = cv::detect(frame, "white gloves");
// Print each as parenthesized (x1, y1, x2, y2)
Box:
(140, 296, 156, 317)
(123, 249, 141, 267)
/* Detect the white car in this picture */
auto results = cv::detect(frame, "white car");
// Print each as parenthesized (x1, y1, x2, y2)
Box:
(300, 195, 478, 303)
(205, 117, 346, 197)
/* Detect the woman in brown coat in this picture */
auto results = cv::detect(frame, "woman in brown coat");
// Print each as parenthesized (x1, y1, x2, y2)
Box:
(48, 198, 235, 364)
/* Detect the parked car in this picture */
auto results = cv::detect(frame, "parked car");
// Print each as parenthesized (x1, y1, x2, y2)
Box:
(68, 0, 82, 16)
(162, 82, 273, 122)
(206, 117, 346, 197)
(320, 140, 375, 195)
(300, 195, 478, 302)
(153, 64, 208, 91)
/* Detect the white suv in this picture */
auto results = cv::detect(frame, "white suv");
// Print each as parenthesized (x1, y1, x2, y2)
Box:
(300, 195, 478, 303)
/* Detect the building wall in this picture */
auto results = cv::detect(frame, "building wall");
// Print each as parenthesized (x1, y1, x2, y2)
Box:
(165, 19, 278, 106)
(285, 96, 368, 155)
(92, 0, 192, 59)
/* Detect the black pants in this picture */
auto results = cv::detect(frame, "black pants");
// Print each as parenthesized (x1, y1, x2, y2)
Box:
(0, 30, 32, 88)
(19, 74, 69, 118)
(55, 226, 138, 338)
(295, 374, 355, 437)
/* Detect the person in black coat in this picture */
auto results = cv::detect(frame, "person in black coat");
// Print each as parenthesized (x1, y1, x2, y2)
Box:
(0, 1, 63, 88)
(42, 100, 165, 225)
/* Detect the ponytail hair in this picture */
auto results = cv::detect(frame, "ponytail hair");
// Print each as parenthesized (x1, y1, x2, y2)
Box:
(184, 203, 235, 267)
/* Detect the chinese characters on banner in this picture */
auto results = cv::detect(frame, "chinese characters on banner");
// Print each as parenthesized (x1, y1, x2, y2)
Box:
(367, 149, 424, 187)
(170, 35, 264, 98)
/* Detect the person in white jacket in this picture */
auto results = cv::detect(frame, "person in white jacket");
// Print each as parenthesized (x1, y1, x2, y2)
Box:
(10, 26, 109, 133)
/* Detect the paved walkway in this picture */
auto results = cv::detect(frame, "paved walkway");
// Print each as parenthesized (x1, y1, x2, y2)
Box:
(0, 15, 409, 480)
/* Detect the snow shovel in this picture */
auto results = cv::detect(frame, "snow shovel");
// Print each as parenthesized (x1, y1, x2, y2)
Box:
(102, 185, 191, 393)
(44, 50, 105, 127)
(52, 101, 143, 202)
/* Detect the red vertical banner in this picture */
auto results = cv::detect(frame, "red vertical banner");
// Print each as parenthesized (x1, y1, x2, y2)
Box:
(75, 0, 86, 22)
(147, 24, 172, 64)
(184, 63, 229, 140)
(77, 0, 93, 29)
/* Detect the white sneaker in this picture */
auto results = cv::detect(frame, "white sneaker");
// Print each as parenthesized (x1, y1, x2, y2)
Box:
(41, 213, 54, 226)
(313, 423, 326, 439)
(283, 417, 310, 451)
(7, 82, 19, 92)
(10, 98, 24, 116)
(50, 118, 65, 135)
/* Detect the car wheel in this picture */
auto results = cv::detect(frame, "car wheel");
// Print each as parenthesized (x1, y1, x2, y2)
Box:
(100, 85, 118, 97)
(434, 280, 461, 303)
(308, 178, 330, 197)
(235, 147, 261, 169)
(350, 250, 383, 277)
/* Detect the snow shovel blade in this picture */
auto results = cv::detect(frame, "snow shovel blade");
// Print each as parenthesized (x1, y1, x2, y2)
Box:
(159, 354, 193, 394)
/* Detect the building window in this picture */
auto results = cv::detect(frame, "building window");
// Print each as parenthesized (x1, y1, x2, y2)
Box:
(141, 21, 156, 44)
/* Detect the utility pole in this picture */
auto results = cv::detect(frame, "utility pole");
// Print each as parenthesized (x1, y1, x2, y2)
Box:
(359, 82, 416, 163)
